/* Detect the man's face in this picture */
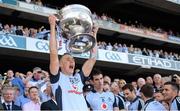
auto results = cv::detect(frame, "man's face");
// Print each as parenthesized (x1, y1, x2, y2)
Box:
(153, 74, 161, 84)
(123, 89, 134, 102)
(92, 74, 104, 89)
(29, 88, 39, 100)
(33, 70, 42, 80)
(3, 89, 14, 103)
(60, 55, 75, 75)
(137, 78, 145, 88)
(146, 77, 153, 84)
(24, 83, 32, 96)
(154, 92, 164, 102)
(110, 83, 119, 93)
(131, 82, 137, 89)
(162, 85, 177, 102)
(7, 70, 14, 78)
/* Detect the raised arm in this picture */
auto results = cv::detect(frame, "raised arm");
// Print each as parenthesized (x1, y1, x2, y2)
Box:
(49, 15, 59, 75)
(82, 26, 99, 77)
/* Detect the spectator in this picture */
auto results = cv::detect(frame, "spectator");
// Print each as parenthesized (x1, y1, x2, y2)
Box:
(146, 76, 153, 85)
(128, 44, 134, 54)
(159, 50, 165, 58)
(6, 69, 25, 96)
(111, 82, 125, 110)
(140, 84, 166, 111)
(103, 75, 111, 85)
(25, 0, 31, 4)
(86, 68, 118, 111)
(106, 42, 113, 51)
(131, 81, 138, 93)
(113, 43, 118, 51)
(48, 15, 98, 111)
(153, 74, 163, 92)
(136, 78, 146, 96)
(3, 24, 10, 34)
(92, 12, 98, 20)
(142, 48, 149, 56)
(15, 25, 23, 36)
(22, 86, 40, 111)
(14, 83, 31, 108)
(153, 50, 159, 58)
(103, 81, 110, 92)
(113, 78, 119, 84)
(118, 79, 126, 97)
(36, 0, 43, 6)
(29, 28, 37, 38)
(122, 44, 128, 53)
(23, 27, 30, 37)
(41, 82, 51, 102)
(171, 74, 180, 85)
(28, 67, 48, 90)
(169, 52, 174, 60)
(2, 86, 21, 110)
(122, 83, 144, 111)
(117, 44, 123, 52)
(10, 24, 16, 34)
(41, 85, 59, 110)
(147, 49, 153, 57)
(162, 82, 180, 110)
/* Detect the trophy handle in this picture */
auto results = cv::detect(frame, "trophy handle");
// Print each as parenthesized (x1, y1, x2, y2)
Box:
(67, 33, 96, 54)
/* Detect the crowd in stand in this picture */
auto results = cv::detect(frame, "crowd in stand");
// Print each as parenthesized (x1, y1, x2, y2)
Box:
(0, 22, 180, 62)
(91, 12, 180, 38)
(19, 0, 43, 6)
(0, 67, 179, 110)
(97, 41, 180, 61)
(0, 23, 49, 39)
(18, 0, 180, 38)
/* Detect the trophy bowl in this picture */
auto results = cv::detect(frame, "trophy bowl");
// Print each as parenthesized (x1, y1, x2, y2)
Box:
(57, 4, 96, 54)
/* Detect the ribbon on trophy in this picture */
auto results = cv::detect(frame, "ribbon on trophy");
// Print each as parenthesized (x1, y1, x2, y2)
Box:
(56, 23, 63, 50)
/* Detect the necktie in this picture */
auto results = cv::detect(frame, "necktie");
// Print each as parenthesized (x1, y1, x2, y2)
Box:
(7, 104, 10, 110)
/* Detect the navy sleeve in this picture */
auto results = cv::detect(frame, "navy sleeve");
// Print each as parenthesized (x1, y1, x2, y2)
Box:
(113, 96, 118, 108)
(138, 100, 143, 110)
(50, 73, 60, 84)
(85, 96, 91, 109)
(79, 70, 89, 84)
(117, 96, 125, 109)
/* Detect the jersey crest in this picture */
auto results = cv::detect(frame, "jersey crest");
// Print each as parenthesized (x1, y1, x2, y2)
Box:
(101, 103, 108, 110)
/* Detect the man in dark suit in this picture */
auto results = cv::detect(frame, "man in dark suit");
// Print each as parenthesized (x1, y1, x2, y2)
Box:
(41, 86, 59, 111)
(2, 86, 22, 110)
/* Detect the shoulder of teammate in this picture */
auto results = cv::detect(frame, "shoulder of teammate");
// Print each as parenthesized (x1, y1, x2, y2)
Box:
(175, 96, 180, 104)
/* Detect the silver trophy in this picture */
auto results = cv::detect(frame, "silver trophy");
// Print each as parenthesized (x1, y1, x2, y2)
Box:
(57, 4, 96, 54)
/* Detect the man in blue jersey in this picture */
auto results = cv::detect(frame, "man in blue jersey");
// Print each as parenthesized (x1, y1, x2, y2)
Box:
(162, 81, 180, 110)
(86, 68, 119, 111)
(48, 15, 98, 111)
(122, 83, 144, 111)
(111, 82, 125, 110)
(140, 84, 166, 111)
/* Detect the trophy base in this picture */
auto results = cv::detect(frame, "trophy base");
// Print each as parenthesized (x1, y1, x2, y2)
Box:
(67, 33, 96, 54)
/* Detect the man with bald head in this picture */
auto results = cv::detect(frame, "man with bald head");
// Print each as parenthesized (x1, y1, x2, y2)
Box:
(153, 74, 162, 92)
(136, 78, 146, 96)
